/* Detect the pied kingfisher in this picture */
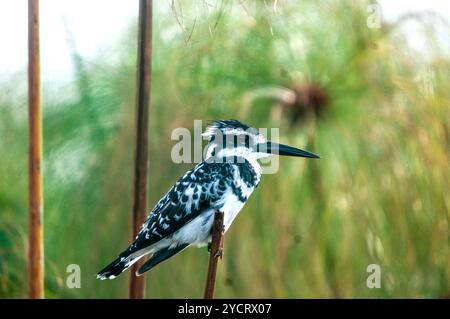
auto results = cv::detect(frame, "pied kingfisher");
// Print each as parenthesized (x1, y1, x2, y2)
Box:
(97, 120, 319, 279)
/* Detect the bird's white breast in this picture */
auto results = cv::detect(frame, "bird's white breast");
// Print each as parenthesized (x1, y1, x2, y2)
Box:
(221, 190, 246, 231)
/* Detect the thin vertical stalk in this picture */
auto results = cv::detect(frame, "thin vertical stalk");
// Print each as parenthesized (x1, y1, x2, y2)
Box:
(203, 211, 225, 299)
(28, 0, 44, 299)
(129, 0, 153, 299)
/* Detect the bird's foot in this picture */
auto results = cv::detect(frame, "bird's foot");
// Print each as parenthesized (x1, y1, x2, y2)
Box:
(215, 235, 225, 259)
(207, 225, 225, 258)
(214, 248, 223, 259)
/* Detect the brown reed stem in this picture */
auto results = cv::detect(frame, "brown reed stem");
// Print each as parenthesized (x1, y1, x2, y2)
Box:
(28, 0, 44, 299)
(129, 0, 153, 299)
(203, 211, 225, 299)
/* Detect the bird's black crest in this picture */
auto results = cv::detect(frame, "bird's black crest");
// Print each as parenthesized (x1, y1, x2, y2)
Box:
(208, 120, 250, 131)
(203, 120, 254, 141)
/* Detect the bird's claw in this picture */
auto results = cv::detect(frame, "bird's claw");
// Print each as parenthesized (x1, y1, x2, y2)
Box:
(207, 225, 224, 258)
(214, 248, 223, 259)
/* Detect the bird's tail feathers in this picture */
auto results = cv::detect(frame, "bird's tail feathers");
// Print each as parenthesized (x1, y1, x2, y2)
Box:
(136, 244, 189, 276)
(98, 244, 190, 279)
(97, 252, 143, 280)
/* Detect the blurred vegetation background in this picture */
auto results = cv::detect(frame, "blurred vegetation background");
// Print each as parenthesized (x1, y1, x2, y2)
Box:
(0, 0, 449, 298)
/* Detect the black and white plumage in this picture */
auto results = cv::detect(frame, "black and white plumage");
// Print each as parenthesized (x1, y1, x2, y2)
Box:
(97, 120, 319, 279)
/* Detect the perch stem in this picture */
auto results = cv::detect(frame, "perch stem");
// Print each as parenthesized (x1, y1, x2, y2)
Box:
(129, 0, 153, 299)
(203, 211, 225, 299)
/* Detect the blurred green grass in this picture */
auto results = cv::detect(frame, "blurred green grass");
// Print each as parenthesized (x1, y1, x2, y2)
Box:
(0, 0, 449, 298)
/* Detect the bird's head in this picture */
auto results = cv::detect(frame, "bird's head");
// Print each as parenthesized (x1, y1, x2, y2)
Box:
(203, 120, 319, 161)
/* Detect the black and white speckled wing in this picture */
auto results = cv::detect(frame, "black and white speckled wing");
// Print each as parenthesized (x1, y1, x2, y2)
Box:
(126, 160, 238, 254)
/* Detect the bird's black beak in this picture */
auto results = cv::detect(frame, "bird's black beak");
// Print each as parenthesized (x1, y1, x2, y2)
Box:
(257, 141, 320, 158)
